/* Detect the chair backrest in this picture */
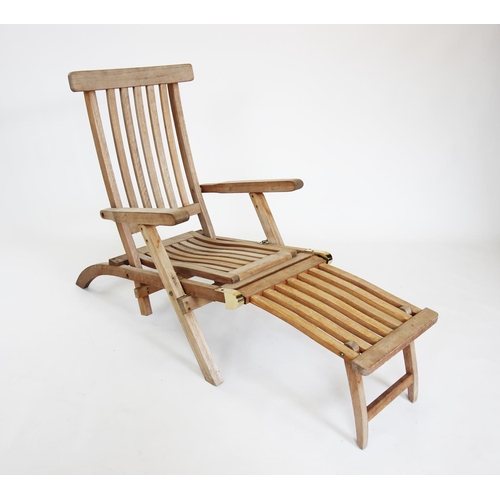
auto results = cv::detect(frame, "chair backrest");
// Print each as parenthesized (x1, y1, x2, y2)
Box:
(68, 64, 215, 237)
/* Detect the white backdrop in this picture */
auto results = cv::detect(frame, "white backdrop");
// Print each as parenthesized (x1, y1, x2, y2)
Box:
(1, 25, 500, 478)
(1, 25, 499, 245)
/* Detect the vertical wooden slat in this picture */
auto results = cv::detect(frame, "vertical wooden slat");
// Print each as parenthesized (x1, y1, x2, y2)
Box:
(134, 87, 165, 208)
(168, 83, 215, 237)
(146, 85, 178, 208)
(120, 87, 152, 208)
(106, 89, 139, 207)
(159, 84, 191, 207)
(84, 91, 122, 208)
(133, 86, 165, 208)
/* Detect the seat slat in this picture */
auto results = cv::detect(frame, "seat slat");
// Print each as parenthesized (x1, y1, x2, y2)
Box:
(278, 281, 382, 344)
(176, 241, 255, 263)
(213, 234, 297, 254)
(186, 237, 271, 259)
(316, 265, 412, 321)
(106, 89, 139, 207)
(251, 295, 359, 360)
(167, 248, 238, 270)
(266, 288, 373, 351)
(293, 274, 393, 336)
(169, 243, 250, 267)
(133, 87, 165, 208)
(193, 233, 290, 256)
(146, 85, 178, 208)
(120, 87, 152, 207)
(168, 260, 238, 284)
(306, 269, 403, 329)
(321, 265, 421, 314)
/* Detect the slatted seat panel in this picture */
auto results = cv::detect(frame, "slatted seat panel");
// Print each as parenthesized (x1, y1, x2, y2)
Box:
(250, 263, 436, 372)
(139, 232, 298, 284)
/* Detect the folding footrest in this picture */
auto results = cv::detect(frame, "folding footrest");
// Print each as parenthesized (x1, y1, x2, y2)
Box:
(250, 263, 438, 448)
(250, 263, 437, 367)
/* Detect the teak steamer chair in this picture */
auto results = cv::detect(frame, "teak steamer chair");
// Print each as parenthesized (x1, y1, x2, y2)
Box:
(68, 64, 438, 449)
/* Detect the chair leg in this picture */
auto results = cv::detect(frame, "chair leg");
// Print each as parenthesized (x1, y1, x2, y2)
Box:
(403, 342, 418, 402)
(76, 263, 153, 316)
(344, 360, 368, 449)
(140, 225, 223, 386)
(136, 295, 153, 316)
(344, 344, 419, 448)
(174, 308, 223, 386)
(116, 223, 154, 316)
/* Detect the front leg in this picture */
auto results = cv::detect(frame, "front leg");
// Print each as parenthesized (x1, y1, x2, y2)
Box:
(139, 224, 223, 386)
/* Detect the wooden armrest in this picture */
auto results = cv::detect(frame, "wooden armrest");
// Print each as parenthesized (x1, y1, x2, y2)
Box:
(100, 207, 190, 226)
(350, 308, 439, 375)
(200, 179, 304, 194)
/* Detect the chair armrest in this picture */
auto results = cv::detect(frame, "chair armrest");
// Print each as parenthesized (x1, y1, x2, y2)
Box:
(100, 207, 190, 226)
(200, 179, 304, 194)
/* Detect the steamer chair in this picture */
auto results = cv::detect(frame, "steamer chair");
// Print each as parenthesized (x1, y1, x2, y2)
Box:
(68, 64, 438, 449)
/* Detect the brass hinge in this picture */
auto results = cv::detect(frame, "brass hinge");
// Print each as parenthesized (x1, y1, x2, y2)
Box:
(216, 288, 245, 309)
(313, 250, 333, 263)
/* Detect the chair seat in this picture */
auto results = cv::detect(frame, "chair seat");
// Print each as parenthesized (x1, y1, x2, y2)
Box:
(139, 231, 304, 284)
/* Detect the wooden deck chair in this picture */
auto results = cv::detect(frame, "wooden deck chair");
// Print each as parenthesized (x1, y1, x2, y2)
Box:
(68, 64, 438, 449)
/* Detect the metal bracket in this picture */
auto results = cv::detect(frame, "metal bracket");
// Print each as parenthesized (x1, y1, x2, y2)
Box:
(216, 288, 245, 310)
(313, 250, 333, 263)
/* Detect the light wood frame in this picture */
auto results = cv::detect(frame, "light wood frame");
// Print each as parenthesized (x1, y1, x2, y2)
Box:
(69, 64, 438, 448)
